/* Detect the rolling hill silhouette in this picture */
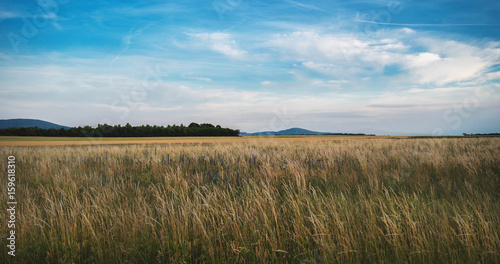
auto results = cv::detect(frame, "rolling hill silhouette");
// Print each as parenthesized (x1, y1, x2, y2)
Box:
(0, 119, 70, 129)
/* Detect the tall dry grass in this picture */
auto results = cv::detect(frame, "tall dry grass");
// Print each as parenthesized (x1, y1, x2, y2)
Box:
(0, 138, 499, 263)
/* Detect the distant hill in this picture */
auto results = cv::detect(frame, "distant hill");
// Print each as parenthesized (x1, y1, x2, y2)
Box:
(242, 127, 329, 136)
(0, 119, 70, 129)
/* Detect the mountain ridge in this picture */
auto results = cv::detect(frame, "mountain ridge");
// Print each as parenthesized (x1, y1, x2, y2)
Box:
(0, 119, 70, 129)
(242, 127, 331, 136)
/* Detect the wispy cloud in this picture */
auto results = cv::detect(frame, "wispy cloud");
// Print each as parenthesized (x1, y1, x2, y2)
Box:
(181, 75, 213, 82)
(268, 29, 500, 85)
(0, 10, 25, 20)
(283, 0, 327, 12)
(111, 23, 155, 65)
(403, 39, 500, 84)
(94, 103, 182, 113)
(354, 19, 500, 27)
(113, 3, 188, 17)
(187, 32, 248, 60)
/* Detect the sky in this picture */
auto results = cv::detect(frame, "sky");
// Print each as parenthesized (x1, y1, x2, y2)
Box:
(0, 0, 499, 135)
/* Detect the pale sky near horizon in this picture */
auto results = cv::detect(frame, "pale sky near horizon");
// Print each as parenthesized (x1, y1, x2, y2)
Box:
(0, 0, 499, 135)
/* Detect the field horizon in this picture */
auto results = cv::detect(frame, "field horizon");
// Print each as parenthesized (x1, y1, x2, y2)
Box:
(0, 135, 385, 147)
(0, 134, 489, 147)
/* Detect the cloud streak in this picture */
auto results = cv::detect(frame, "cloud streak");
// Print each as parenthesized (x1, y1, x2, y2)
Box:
(187, 32, 248, 60)
(355, 19, 500, 27)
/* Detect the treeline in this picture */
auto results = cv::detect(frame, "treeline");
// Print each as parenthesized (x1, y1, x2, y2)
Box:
(463, 133, 500, 137)
(0, 123, 240, 137)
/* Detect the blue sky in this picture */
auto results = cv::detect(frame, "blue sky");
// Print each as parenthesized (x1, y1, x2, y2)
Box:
(0, 0, 499, 135)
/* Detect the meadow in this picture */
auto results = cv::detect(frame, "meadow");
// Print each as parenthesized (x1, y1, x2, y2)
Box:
(0, 137, 499, 263)
(0, 135, 379, 146)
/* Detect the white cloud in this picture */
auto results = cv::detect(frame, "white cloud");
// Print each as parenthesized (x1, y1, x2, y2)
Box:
(95, 102, 181, 112)
(310, 79, 349, 89)
(268, 31, 408, 78)
(92, 103, 130, 113)
(402, 40, 500, 85)
(0, 52, 11, 61)
(111, 24, 155, 65)
(0, 10, 21, 19)
(486, 71, 500, 81)
(175, 85, 271, 103)
(405, 52, 441, 68)
(188, 32, 247, 60)
(369, 87, 469, 111)
(268, 30, 500, 85)
(399, 28, 415, 34)
(182, 75, 213, 82)
(284, 0, 327, 12)
(269, 31, 406, 63)
(406, 56, 488, 85)
(114, 3, 188, 17)
(302, 61, 367, 78)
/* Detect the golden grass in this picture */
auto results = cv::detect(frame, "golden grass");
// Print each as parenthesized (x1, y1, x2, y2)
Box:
(0, 138, 499, 263)
(0, 135, 388, 146)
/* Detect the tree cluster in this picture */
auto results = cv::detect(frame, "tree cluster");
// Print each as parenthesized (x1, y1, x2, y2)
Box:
(463, 133, 500, 137)
(0, 123, 240, 137)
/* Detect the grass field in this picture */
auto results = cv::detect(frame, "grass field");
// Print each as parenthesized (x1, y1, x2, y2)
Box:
(0, 135, 385, 146)
(1, 137, 499, 263)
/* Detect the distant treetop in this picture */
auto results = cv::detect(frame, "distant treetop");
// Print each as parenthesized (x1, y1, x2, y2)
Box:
(0, 123, 240, 137)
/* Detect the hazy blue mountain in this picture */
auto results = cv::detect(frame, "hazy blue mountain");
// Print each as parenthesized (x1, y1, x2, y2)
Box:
(0, 119, 70, 129)
(241, 127, 328, 136)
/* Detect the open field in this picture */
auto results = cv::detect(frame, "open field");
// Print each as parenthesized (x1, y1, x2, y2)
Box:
(1, 138, 499, 263)
(0, 135, 389, 146)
